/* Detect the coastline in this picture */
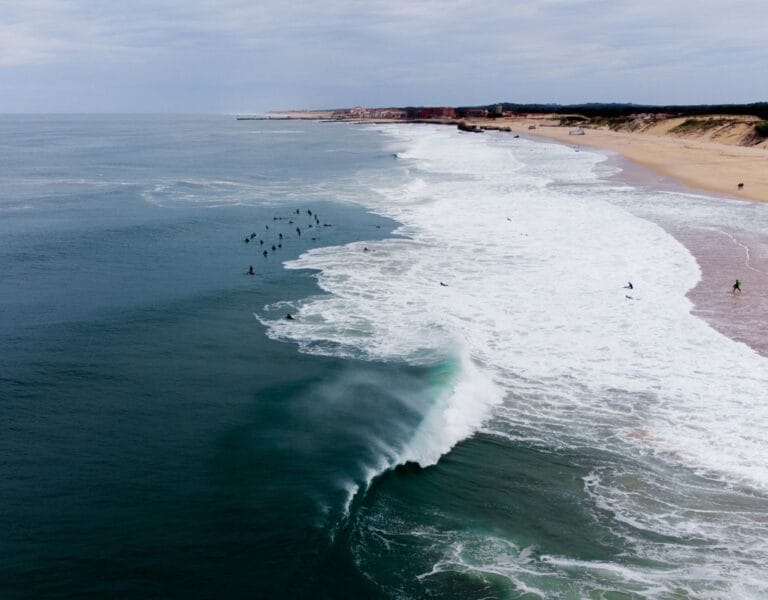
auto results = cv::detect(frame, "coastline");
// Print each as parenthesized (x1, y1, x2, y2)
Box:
(271, 111, 768, 203)
(266, 112, 768, 356)
(420, 119, 768, 357)
(505, 120, 768, 204)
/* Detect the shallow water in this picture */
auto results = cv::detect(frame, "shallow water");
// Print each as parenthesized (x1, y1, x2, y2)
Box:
(2, 116, 768, 598)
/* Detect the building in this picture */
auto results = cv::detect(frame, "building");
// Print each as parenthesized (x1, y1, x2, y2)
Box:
(416, 107, 456, 119)
(465, 108, 488, 118)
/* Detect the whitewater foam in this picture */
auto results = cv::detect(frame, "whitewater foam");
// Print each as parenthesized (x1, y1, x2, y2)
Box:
(263, 124, 768, 489)
(257, 123, 768, 596)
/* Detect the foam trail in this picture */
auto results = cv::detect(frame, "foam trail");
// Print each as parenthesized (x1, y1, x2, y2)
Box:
(721, 230, 767, 275)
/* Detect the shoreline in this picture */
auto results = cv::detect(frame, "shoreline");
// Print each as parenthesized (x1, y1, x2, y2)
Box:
(515, 128, 768, 358)
(590, 150, 768, 357)
(504, 125, 768, 358)
(430, 119, 768, 357)
(270, 111, 768, 203)
(266, 113, 768, 356)
(505, 120, 768, 204)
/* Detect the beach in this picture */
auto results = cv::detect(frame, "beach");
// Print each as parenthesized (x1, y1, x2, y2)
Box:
(493, 117, 768, 203)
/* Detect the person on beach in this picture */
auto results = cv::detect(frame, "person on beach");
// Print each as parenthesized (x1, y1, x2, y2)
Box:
(732, 279, 742, 294)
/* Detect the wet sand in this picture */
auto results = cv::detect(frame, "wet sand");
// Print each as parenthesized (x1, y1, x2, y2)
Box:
(604, 151, 768, 357)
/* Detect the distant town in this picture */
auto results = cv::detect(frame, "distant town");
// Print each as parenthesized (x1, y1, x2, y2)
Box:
(329, 105, 501, 120)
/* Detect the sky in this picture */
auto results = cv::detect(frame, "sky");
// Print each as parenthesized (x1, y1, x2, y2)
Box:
(1, 0, 766, 112)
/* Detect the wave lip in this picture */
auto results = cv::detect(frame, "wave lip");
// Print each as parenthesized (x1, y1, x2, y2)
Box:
(399, 352, 503, 468)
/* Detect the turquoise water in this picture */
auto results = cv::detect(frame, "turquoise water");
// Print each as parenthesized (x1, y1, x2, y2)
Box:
(3, 116, 768, 599)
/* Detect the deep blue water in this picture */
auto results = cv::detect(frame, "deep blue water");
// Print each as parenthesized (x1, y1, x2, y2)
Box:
(0, 116, 408, 597)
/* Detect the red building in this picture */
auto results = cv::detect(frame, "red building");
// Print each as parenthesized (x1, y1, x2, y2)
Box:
(416, 107, 456, 119)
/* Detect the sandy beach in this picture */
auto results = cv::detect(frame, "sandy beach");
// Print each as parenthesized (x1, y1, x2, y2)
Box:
(502, 118, 768, 203)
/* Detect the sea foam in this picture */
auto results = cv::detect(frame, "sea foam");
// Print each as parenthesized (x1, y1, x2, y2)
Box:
(259, 123, 768, 596)
(265, 124, 768, 489)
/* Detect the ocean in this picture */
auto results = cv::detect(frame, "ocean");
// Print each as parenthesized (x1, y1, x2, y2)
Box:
(2, 115, 767, 599)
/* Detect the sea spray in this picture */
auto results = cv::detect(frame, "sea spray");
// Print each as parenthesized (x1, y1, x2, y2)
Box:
(398, 353, 503, 467)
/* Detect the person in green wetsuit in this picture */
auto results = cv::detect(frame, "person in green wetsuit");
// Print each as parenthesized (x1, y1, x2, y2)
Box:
(732, 279, 742, 294)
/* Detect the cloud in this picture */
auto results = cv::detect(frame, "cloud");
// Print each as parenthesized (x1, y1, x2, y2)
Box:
(0, 0, 766, 110)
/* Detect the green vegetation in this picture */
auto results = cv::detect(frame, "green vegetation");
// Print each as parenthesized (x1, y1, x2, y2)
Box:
(755, 122, 768, 137)
(487, 102, 768, 120)
(558, 115, 588, 126)
(669, 118, 731, 135)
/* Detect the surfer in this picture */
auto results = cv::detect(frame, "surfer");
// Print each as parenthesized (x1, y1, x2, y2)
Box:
(244, 237, 250, 243)
(440, 282, 448, 287)
(285, 313, 295, 320)
(296, 227, 301, 236)
(248, 265, 254, 275)
(625, 282, 633, 290)
(732, 279, 742, 294)
(263, 250, 268, 257)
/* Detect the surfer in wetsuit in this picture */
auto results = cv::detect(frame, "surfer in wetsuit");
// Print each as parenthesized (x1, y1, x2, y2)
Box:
(625, 282, 633, 290)
(248, 265, 254, 275)
(285, 313, 295, 320)
(732, 279, 742, 294)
